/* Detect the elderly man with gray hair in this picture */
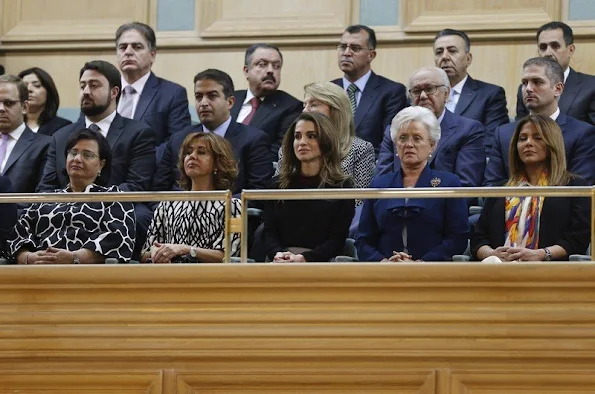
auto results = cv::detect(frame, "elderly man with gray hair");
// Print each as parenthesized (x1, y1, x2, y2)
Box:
(376, 66, 486, 189)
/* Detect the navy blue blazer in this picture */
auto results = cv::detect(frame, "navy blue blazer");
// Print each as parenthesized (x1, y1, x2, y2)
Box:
(37, 113, 156, 192)
(484, 112, 595, 185)
(133, 72, 191, 151)
(38, 116, 72, 137)
(0, 175, 17, 253)
(153, 120, 273, 195)
(2, 127, 50, 193)
(231, 89, 302, 161)
(332, 71, 407, 151)
(356, 166, 469, 261)
(376, 110, 486, 187)
(516, 68, 595, 125)
(454, 75, 509, 149)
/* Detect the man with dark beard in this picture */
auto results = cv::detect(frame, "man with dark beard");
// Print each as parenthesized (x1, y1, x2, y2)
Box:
(230, 43, 302, 161)
(37, 60, 156, 192)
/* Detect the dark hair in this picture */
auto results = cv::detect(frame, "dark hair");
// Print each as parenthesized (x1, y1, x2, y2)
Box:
(522, 57, 564, 85)
(193, 69, 235, 99)
(434, 28, 471, 52)
(537, 21, 573, 46)
(177, 132, 238, 191)
(0, 74, 29, 103)
(244, 43, 283, 67)
(18, 67, 60, 125)
(344, 24, 377, 49)
(115, 22, 157, 51)
(79, 60, 122, 102)
(64, 128, 112, 186)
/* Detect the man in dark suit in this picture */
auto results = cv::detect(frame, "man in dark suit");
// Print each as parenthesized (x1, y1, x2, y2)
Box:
(377, 67, 485, 188)
(487, 57, 595, 186)
(434, 28, 509, 150)
(0, 74, 50, 194)
(37, 60, 156, 192)
(230, 44, 302, 161)
(332, 25, 407, 152)
(0, 175, 16, 258)
(115, 22, 191, 156)
(516, 21, 595, 125)
(155, 69, 272, 195)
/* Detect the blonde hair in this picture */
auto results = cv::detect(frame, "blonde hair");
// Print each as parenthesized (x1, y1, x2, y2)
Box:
(304, 82, 355, 159)
(507, 114, 571, 186)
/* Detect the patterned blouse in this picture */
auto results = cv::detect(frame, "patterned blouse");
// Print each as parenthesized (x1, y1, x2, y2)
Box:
(276, 136, 375, 204)
(144, 199, 241, 258)
(9, 184, 135, 261)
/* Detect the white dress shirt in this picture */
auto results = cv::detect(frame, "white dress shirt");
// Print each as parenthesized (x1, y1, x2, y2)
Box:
(85, 110, 117, 138)
(236, 89, 264, 124)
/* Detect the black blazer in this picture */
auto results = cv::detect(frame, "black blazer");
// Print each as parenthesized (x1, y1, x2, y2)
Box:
(332, 71, 407, 151)
(37, 116, 72, 137)
(231, 89, 302, 160)
(153, 121, 273, 195)
(37, 113, 156, 192)
(516, 67, 595, 125)
(471, 177, 591, 260)
(2, 126, 50, 193)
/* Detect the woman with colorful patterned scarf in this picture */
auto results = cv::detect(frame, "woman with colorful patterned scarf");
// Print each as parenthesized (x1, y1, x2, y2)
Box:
(471, 114, 590, 261)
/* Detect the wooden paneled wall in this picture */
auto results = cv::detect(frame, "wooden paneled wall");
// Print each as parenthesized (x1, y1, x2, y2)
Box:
(0, 0, 594, 116)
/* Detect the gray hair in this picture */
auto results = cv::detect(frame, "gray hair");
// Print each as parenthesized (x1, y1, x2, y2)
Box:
(407, 67, 450, 102)
(390, 106, 441, 144)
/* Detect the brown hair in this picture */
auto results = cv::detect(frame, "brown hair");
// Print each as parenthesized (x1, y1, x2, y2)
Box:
(507, 114, 571, 186)
(279, 112, 350, 189)
(177, 132, 238, 191)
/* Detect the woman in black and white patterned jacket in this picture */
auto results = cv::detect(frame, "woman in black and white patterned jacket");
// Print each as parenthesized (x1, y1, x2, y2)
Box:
(276, 81, 375, 204)
(10, 128, 135, 264)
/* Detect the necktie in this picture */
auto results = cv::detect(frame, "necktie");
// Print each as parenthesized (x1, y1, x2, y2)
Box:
(0, 133, 9, 173)
(446, 89, 458, 112)
(119, 85, 136, 119)
(242, 96, 261, 125)
(347, 83, 358, 114)
(88, 123, 101, 134)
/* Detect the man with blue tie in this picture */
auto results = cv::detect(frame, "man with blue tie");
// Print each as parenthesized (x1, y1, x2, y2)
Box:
(377, 67, 486, 189)
(433, 29, 509, 150)
(332, 25, 407, 153)
(115, 22, 191, 158)
(485, 57, 595, 185)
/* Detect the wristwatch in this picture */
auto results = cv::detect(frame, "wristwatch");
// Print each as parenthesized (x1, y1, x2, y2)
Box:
(543, 247, 552, 261)
(190, 247, 198, 259)
(73, 252, 80, 264)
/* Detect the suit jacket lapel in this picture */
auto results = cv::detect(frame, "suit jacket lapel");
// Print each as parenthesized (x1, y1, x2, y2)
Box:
(3, 127, 34, 174)
(354, 72, 380, 128)
(559, 68, 579, 113)
(133, 72, 158, 121)
(250, 93, 276, 125)
(231, 91, 247, 121)
(429, 111, 456, 166)
(455, 76, 476, 116)
(106, 114, 125, 148)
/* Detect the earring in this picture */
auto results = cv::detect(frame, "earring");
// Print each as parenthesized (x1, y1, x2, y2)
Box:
(213, 170, 217, 175)
(428, 153, 432, 159)
(395, 153, 399, 157)
(97, 170, 101, 177)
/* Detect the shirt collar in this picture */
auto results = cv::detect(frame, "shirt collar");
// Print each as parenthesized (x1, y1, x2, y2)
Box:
(343, 69, 372, 93)
(550, 107, 561, 121)
(244, 89, 265, 104)
(437, 108, 447, 125)
(121, 71, 151, 96)
(8, 123, 26, 141)
(563, 67, 570, 84)
(451, 74, 468, 94)
(203, 116, 232, 137)
(85, 110, 117, 132)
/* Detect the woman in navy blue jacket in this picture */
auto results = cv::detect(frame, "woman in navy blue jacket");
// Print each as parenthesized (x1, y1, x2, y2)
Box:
(356, 106, 469, 262)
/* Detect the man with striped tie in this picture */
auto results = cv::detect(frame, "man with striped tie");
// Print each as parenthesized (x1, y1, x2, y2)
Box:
(332, 25, 407, 154)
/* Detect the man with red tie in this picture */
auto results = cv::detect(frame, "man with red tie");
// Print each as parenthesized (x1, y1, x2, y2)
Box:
(230, 44, 302, 161)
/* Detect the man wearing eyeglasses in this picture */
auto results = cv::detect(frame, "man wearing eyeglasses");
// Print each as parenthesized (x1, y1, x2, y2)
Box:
(433, 29, 509, 150)
(0, 74, 50, 195)
(331, 25, 407, 153)
(376, 67, 486, 189)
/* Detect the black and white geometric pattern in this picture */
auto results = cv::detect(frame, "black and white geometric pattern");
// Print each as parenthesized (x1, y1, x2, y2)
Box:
(143, 199, 241, 257)
(9, 184, 136, 261)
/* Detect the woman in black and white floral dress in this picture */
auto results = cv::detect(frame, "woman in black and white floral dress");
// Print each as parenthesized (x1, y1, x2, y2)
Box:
(10, 128, 135, 264)
(142, 132, 240, 263)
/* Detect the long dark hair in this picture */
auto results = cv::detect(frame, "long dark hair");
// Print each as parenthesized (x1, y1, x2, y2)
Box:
(18, 67, 60, 125)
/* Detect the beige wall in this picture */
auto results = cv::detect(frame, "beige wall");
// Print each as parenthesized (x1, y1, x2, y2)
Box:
(1, 0, 594, 117)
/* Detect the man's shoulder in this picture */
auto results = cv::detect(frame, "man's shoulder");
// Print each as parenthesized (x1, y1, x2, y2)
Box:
(52, 121, 81, 140)
(467, 75, 505, 94)
(449, 111, 486, 130)
(562, 114, 595, 134)
(571, 68, 595, 84)
(151, 73, 187, 94)
(233, 122, 268, 139)
(268, 89, 302, 105)
(371, 72, 406, 91)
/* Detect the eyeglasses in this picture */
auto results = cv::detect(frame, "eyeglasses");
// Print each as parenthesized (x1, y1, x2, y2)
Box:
(336, 44, 373, 54)
(408, 85, 446, 97)
(396, 135, 430, 145)
(67, 149, 100, 160)
(0, 99, 20, 109)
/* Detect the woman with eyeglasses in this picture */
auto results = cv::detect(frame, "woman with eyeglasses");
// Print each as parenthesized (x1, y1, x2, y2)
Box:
(356, 106, 469, 262)
(9, 128, 135, 264)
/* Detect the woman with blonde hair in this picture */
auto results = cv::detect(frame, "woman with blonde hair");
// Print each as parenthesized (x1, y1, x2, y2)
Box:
(277, 81, 375, 196)
(262, 112, 355, 262)
(142, 132, 241, 263)
(471, 115, 590, 261)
